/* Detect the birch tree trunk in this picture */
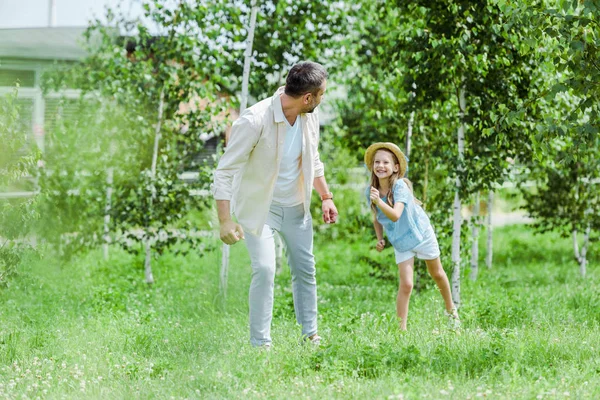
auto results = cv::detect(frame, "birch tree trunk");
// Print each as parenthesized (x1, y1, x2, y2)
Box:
(144, 88, 165, 285)
(573, 229, 579, 268)
(470, 191, 480, 281)
(581, 226, 590, 278)
(220, 1, 258, 297)
(422, 148, 429, 206)
(451, 85, 466, 308)
(573, 226, 591, 278)
(405, 111, 415, 162)
(240, 2, 258, 112)
(103, 167, 114, 261)
(220, 238, 229, 299)
(486, 191, 493, 269)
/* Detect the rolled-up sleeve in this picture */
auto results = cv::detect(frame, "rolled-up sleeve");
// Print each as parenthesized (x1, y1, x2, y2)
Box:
(312, 115, 325, 178)
(313, 150, 325, 178)
(212, 110, 261, 200)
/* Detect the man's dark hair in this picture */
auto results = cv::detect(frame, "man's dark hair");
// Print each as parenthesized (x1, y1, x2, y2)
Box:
(284, 61, 328, 98)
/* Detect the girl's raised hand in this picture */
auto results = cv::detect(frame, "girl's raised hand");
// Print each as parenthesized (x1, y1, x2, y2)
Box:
(369, 186, 380, 203)
(376, 239, 385, 252)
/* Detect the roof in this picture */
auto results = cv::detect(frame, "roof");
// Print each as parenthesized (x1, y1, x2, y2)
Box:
(0, 27, 88, 61)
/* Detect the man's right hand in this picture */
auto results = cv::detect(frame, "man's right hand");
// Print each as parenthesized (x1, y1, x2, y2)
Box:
(220, 220, 245, 245)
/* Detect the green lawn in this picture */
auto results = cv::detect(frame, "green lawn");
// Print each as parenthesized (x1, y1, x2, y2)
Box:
(1, 225, 599, 399)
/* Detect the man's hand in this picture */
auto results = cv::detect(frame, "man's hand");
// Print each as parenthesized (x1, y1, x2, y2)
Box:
(370, 187, 380, 204)
(219, 220, 245, 245)
(376, 239, 385, 252)
(322, 199, 338, 224)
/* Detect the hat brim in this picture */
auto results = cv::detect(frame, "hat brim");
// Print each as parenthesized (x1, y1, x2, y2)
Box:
(364, 142, 408, 176)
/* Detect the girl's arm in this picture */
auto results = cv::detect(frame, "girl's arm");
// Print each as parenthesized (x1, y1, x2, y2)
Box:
(373, 217, 384, 241)
(370, 186, 405, 222)
(373, 217, 386, 252)
(376, 198, 404, 222)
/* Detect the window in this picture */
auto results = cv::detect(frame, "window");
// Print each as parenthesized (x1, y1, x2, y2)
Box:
(0, 69, 36, 87)
(44, 97, 80, 133)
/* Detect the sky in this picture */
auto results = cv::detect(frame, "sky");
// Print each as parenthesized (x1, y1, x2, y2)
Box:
(0, 0, 143, 29)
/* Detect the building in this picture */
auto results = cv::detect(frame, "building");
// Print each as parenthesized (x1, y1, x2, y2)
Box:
(0, 26, 229, 196)
(0, 27, 88, 152)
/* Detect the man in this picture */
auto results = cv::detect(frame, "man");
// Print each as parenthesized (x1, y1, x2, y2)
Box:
(212, 61, 338, 348)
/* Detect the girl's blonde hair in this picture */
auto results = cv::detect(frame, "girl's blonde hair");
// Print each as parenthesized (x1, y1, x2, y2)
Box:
(370, 149, 422, 213)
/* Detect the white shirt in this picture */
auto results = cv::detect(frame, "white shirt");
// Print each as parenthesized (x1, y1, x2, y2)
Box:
(272, 115, 304, 206)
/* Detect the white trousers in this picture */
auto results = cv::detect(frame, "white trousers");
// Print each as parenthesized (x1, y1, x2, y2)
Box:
(245, 204, 317, 346)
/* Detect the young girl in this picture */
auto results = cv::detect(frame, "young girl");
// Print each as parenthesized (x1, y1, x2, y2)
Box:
(364, 142, 459, 330)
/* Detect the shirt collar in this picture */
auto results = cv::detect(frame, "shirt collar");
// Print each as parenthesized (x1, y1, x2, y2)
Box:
(272, 86, 286, 123)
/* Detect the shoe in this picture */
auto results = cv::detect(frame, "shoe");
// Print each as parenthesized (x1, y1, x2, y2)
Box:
(445, 309, 461, 330)
(301, 334, 321, 347)
(309, 334, 321, 346)
(258, 343, 271, 352)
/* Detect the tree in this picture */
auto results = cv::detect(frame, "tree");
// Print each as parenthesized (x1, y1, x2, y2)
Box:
(336, 0, 551, 305)
(238, 0, 355, 100)
(522, 143, 599, 277)
(507, 0, 600, 277)
(0, 87, 40, 284)
(41, 1, 240, 279)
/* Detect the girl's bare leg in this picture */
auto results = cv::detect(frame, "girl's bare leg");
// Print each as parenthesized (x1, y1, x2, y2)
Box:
(424, 257, 456, 313)
(397, 258, 415, 330)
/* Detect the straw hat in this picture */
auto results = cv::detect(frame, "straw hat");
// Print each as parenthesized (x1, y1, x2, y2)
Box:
(364, 142, 408, 176)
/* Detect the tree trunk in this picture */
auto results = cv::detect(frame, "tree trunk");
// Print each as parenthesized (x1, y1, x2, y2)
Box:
(470, 191, 480, 281)
(451, 85, 466, 308)
(405, 111, 415, 164)
(451, 191, 462, 307)
(220, 243, 229, 300)
(422, 146, 429, 206)
(144, 241, 154, 284)
(581, 225, 590, 278)
(240, 2, 258, 112)
(220, 1, 259, 298)
(421, 123, 429, 207)
(573, 226, 590, 278)
(573, 229, 580, 264)
(103, 167, 113, 261)
(144, 88, 165, 285)
(486, 191, 493, 269)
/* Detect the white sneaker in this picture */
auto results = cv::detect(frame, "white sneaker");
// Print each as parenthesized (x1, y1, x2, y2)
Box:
(309, 335, 321, 346)
(445, 309, 461, 330)
(300, 334, 321, 347)
(258, 343, 271, 351)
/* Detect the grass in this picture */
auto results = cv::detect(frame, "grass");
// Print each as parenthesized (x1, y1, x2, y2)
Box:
(0, 225, 599, 399)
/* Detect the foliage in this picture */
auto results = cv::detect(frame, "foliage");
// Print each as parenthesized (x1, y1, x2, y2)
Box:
(520, 136, 600, 241)
(242, 0, 355, 100)
(330, 0, 547, 267)
(514, 0, 600, 150)
(341, 0, 546, 191)
(507, 0, 600, 249)
(310, 127, 372, 242)
(40, 1, 239, 258)
(0, 87, 40, 283)
(36, 98, 116, 255)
